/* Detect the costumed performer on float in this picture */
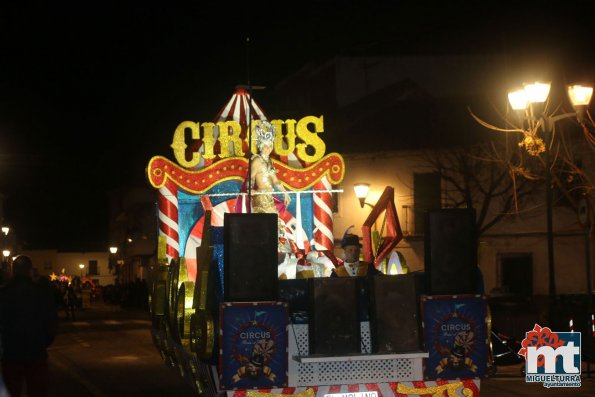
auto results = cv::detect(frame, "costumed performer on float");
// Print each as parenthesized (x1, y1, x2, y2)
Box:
(330, 226, 382, 277)
(250, 121, 291, 213)
(243, 121, 292, 253)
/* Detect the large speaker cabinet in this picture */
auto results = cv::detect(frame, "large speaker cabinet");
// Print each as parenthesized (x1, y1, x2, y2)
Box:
(308, 277, 360, 355)
(369, 274, 421, 353)
(424, 208, 478, 295)
(223, 213, 278, 302)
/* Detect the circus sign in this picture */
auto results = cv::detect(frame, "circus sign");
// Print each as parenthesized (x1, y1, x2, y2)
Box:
(145, 90, 346, 384)
(146, 88, 346, 278)
(171, 115, 327, 167)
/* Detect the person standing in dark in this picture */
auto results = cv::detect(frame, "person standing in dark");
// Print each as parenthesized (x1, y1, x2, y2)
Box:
(0, 255, 58, 397)
(65, 284, 77, 320)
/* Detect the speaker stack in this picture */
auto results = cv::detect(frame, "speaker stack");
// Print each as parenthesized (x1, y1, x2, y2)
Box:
(424, 208, 478, 295)
(277, 278, 310, 324)
(308, 277, 361, 355)
(223, 213, 279, 302)
(369, 273, 422, 353)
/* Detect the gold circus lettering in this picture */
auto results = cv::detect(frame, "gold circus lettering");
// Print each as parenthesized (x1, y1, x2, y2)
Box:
(170, 116, 326, 167)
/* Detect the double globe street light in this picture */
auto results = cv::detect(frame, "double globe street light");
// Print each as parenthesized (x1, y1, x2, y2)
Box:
(506, 81, 593, 304)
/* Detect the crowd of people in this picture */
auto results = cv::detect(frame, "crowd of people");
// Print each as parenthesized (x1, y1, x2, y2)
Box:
(47, 278, 149, 313)
(102, 279, 149, 310)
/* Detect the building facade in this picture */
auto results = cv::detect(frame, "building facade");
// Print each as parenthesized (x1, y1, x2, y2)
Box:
(270, 55, 594, 300)
(20, 249, 113, 286)
(334, 149, 594, 297)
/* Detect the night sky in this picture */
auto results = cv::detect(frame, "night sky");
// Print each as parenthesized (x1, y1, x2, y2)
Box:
(1, 1, 594, 249)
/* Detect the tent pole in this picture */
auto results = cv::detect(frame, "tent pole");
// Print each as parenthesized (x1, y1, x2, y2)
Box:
(246, 36, 253, 214)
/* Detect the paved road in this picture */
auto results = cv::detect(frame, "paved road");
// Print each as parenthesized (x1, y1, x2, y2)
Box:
(47, 302, 197, 397)
(40, 302, 595, 397)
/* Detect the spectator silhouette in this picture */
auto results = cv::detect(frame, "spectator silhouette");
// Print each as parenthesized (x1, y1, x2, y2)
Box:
(0, 255, 58, 397)
(65, 284, 77, 320)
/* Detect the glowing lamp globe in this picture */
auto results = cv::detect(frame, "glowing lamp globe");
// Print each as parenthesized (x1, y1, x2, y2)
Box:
(524, 81, 551, 103)
(567, 84, 593, 107)
(353, 183, 370, 208)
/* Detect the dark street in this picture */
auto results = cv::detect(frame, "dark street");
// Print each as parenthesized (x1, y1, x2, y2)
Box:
(46, 302, 196, 397)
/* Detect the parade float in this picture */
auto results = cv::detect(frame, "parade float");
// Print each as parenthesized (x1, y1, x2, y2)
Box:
(145, 88, 484, 397)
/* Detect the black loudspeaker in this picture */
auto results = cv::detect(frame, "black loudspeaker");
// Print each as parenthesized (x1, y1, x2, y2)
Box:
(308, 277, 360, 355)
(278, 278, 310, 324)
(369, 274, 421, 353)
(424, 208, 478, 295)
(223, 213, 278, 302)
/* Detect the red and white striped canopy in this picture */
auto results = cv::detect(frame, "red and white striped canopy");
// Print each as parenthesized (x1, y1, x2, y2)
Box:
(194, 88, 268, 168)
(215, 87, 268, 126)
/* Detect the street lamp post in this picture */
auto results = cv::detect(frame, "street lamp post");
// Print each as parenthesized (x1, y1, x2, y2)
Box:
(577, 195, 593, 377)
(2, 249, 11, 273)
(109, 245, 125, 283)
(506, 81, 593, 324)
(1, 226, 9, 273)
(79, 263, 85, 278)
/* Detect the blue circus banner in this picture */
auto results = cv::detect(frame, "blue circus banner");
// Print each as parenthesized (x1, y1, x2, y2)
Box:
(219, 302, 288, 390)
(422, 295, 488, 380)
